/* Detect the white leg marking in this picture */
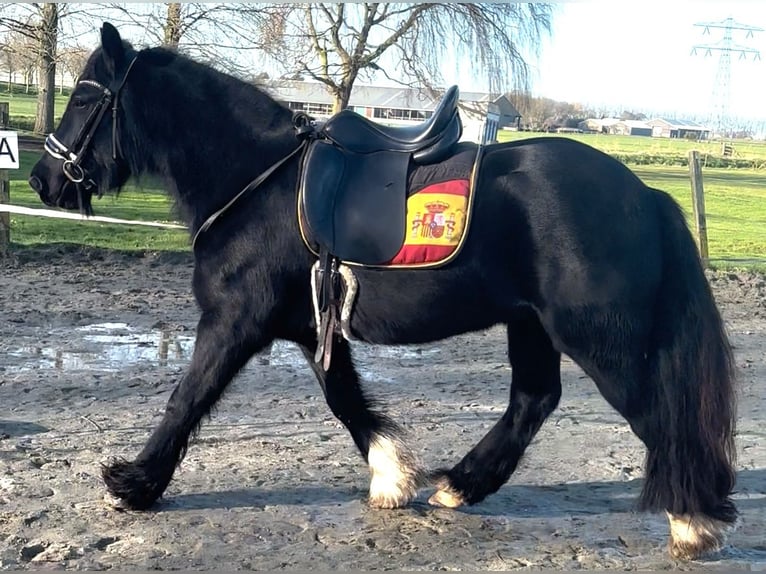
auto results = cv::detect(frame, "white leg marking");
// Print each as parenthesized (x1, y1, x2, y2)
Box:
(427, 476, 465, 509)
(103, 492, 129, 510)
(666, 511, 735, 560)
(367, 435, 423, 509)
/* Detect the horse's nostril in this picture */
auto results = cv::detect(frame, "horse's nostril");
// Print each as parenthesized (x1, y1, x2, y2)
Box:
(28, 175, 44, 194)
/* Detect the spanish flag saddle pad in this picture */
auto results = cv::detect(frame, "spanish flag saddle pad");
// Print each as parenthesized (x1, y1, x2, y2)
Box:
(299, 141, 480, 269)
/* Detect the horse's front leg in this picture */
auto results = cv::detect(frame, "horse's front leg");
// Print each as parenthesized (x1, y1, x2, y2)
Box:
(102, 310, 271, 510)
(295, 334, 425, 508)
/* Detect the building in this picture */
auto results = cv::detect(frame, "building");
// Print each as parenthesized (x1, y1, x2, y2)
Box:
(647, 118, 711, 140)
(578, 118, 621, 134)
(609, 120, 652, 137)
(265, 80, 520, 144)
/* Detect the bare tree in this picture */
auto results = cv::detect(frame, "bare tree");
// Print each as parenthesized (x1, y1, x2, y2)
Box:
(0, 4, 66, 133)
(102, 3, 271, 73)
(58, 45, 90, 92)
(0, 40, 14, 91)
(0, 34, 23, 92)
(164, 2, 183, 47)
(260, 3, 553, 112)
(34, 3, 58, 133)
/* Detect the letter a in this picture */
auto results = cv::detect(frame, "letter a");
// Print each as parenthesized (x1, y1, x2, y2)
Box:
(0, 137, 15, 164)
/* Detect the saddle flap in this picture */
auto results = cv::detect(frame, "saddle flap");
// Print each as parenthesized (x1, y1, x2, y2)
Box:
(301, 140, 409, 265)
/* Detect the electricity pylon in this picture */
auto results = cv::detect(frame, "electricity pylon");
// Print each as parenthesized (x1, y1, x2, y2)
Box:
(691, 17, 762, 136)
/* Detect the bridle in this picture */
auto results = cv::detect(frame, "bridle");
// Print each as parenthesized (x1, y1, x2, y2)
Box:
(44, 55, 139, 185)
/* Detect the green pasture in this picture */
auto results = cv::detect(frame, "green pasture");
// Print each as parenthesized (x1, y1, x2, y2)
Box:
(498, 131, 766, 169)
(7, 151, 189, 252)
(4, 148, 766, 267)
(1, 92, 70, 118)
(0, 86, 70, 132)
(633, 166, 766, 262)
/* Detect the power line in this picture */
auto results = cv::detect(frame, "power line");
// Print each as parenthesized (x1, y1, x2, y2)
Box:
(691, 17, 762, 136)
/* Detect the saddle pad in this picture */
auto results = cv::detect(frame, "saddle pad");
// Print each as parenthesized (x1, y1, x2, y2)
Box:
(387, 143, 479, 267)
(387, 179, 469, 266)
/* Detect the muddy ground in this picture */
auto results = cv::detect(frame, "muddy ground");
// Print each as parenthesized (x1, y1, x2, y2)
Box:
(0, 246, 764, 571)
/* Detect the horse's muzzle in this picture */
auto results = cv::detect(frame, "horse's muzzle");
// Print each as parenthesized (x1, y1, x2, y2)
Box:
(28, 174, 43, 195)
(28, 172, 57, 207)
(29, 162, 92, 212)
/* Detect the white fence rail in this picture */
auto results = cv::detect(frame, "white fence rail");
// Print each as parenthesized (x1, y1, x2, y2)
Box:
(0, 203, 186, 230)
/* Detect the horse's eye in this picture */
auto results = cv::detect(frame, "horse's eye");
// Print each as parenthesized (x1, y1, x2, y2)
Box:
(73, 98, 87, 109)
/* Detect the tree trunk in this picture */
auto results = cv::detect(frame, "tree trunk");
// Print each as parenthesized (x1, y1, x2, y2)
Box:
(164, 3, 183, 48)
(332, 92, 348, 114)
(332, 69, 358, 113)
(34, 4, 59, 134)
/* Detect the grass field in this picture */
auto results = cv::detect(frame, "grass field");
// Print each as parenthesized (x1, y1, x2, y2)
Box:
(4, 146, 766, 267)
(1, 92, 70, 118)
(498, 130, 766, 169)
(0, 87, 70, 132)
(7, 151, 189, 252)
(632, 166, 766, 262)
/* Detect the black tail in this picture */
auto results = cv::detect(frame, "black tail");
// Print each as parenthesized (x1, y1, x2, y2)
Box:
(641, 190, 737, 523)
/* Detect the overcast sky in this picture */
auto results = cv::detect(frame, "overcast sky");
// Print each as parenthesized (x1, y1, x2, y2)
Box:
(510, 1, 766, 121)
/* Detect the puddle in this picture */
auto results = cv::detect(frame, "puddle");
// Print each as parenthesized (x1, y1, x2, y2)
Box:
(7, 322, 195, 373)
(5, 323, 441, 379)
(266, 341, 441, 383)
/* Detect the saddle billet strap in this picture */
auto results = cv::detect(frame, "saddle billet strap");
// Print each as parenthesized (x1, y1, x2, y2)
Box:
(310, 260, 359, 371)
(314, 247, 342, 368)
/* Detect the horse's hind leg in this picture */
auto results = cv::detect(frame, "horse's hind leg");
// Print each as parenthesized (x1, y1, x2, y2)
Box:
(583, 352, 736, 560)
(297, 336, 425, 508)
(557, 294, 737, 560)
(430, 309, 561, 507)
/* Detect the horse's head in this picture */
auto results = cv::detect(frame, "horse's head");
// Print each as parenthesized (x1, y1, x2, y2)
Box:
(29, 23, 137, 213)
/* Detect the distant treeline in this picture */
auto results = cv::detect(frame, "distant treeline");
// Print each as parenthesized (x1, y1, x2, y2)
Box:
(506, 91, 766, 139)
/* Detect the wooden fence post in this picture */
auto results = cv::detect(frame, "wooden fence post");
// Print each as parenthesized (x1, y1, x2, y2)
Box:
(687, 150, 709, 264)
(0, 101, 9, 258)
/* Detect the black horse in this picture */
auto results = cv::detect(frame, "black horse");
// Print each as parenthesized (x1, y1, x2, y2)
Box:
(29, 23, 737, 560)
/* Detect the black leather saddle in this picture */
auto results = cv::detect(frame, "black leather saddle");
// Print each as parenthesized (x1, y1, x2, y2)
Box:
(299, 85, 463, 266)
(319, 85, 461, 162)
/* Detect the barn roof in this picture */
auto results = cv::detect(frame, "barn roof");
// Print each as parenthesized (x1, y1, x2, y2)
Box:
(265, 80, 495, 111)
(649, 118, 710, 130)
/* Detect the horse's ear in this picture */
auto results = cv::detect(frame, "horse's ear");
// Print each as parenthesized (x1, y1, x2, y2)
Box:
(100, 22, 125, 77)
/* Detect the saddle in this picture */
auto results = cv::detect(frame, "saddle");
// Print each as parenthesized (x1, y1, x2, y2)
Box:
(296, 86, 463, 370)
(296, 86, 463, 371)
(299, 85, 463, 266)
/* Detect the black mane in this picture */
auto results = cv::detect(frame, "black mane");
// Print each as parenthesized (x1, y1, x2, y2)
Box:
(109, 46, 296, 226)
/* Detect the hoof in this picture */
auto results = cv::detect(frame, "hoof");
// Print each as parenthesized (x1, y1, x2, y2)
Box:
(103, 491, 132, 510)
(101, 458, 166, 511)
(367, 435, 424, 509)
(666, 512, 735, 560)
(427, 476, 465, 508)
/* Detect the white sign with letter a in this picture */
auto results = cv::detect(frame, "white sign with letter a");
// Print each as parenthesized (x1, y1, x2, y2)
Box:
(0, 131, 19, 169)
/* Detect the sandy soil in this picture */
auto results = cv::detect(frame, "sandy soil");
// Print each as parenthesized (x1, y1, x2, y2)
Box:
(0, 246, 764, 571)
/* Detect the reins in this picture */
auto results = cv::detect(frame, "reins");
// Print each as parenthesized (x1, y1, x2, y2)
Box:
(191, 112, 315, 250)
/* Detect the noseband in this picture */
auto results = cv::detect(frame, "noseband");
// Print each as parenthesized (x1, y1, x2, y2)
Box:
(44, 56, 139, 184)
